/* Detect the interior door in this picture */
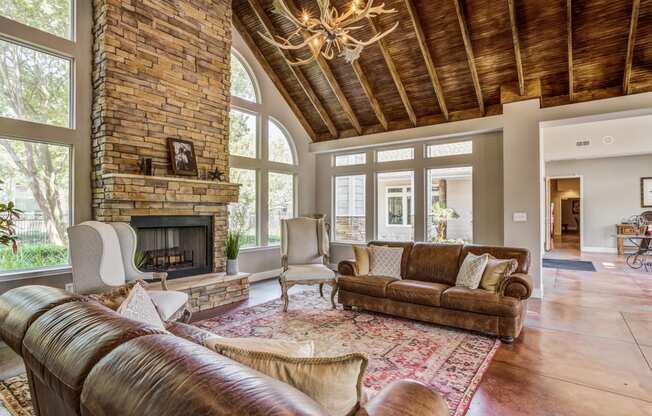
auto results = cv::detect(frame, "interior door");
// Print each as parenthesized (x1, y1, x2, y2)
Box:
(545, 177, 552, 251)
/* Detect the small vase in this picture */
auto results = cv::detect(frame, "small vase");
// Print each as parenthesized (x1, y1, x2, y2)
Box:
(226, 259, 239, 275)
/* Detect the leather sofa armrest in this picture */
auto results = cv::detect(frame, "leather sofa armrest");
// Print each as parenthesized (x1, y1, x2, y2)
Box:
(357, 380, 449, 416)
(500, 273, 534, 300)
(338, 260, 358, 276)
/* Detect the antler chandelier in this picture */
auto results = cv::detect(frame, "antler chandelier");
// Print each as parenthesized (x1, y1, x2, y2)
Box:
(260, 0, 398, 65)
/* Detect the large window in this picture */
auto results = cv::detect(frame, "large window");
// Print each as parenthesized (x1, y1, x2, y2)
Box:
(0, 138, 71, 273)
(268, 172, 294, 245)
(334, 175, 365, 242)
(426, 141, 472, 158)
(0, 0, 73, 39)
(427, 167, 473, 243)
(228, 49, 297, 248)
(335, 153, 366, 166)
(0, 39, 71, 127)
(1, 0, 88, 277)
(377, 148, 414, 162)
(228, 168, 257, 247)
(377, 171, 414, 241)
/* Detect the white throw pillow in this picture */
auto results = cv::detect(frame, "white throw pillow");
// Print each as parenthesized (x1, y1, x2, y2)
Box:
(369, 245, 403, 279)
(116, 282, 166, 330)
(204, 336, 315, 357)
(455, 253, 490, 289)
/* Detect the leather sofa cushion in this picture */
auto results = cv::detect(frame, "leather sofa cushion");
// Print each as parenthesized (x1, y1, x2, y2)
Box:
(81, 335, 328, 416)
(368, 241, 413, 278)
(460, 245, 530, 274)
(386, 281, 450, 307)
(338, 275, 397, 298)
(441, 287, 521, 317)
(22, 300, 166, 410)
(405, 243, 463, 285)
(0, 286, 79, 354)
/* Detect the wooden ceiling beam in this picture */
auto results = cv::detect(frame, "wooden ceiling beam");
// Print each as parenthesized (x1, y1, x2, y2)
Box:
(404, 0, 449, 120)
(232, 14, 317, 141)
(623, 0, 641, 95)
(351, 60, 389, 130)
(507, 0, 525, 96)
(567, 0, 574, 102)
(452, 0, 485, 115)
(246, 0, 338, 138)
(283, 0, 363, 136)
(368, 18, 417, 126)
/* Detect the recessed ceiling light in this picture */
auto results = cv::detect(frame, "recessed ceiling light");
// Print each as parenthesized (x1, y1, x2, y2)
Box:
(602, 136, 614, 144)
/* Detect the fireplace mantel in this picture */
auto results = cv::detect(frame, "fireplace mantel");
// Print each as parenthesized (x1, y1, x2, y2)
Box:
(98, 172, 240, 205)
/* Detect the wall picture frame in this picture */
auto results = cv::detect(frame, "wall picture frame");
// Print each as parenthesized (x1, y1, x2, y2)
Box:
(168, 138, 198, 176)
(642, 177, 652, 208)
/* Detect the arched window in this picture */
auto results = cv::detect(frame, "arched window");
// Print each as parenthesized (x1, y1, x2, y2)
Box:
(268, 119, 295, 165)
(230, 51, 258, 103)
(228, 49, 298, 248)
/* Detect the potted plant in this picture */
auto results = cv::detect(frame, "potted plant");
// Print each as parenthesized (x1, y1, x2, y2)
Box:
(225, 230, 242, 275)
(431, 201, 460, 243)
(0, 180, 21, 254)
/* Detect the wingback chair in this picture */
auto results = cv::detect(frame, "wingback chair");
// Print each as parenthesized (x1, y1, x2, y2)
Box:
(68, 221, 190, 321)
(279, 217, 336, 312)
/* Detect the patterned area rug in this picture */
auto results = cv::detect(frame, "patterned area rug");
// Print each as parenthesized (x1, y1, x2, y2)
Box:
(195, 290, 500, 416)
(0, 375, 33, 416)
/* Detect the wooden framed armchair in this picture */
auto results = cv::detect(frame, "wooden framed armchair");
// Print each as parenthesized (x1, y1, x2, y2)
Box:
(68, 221, 190, 321)
(279, 217, 336, 312)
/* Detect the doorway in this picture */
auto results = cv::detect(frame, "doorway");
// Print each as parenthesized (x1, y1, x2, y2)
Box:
(545, 177, 582, 257)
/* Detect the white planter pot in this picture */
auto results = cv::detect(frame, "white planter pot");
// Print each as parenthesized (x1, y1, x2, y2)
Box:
(226, 259, 239, 275)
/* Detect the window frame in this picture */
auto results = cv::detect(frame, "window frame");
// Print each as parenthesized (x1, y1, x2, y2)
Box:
(228, 48, 299, 250)
(230, 48, 260, 104)
(0, 0, 92, 280)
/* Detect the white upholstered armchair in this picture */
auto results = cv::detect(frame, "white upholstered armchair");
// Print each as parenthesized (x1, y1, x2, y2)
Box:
(68, 221, 190, 321)
(280, 217, 336, 312)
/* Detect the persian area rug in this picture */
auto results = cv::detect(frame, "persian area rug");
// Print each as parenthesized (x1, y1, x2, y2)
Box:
(0, 375, 33, 416)
(195, 290, 500, 416)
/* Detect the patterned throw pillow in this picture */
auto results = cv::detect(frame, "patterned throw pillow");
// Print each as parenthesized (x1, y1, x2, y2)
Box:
(455, 253, 490, 289)
(116, 282, 166, 330)
(369, 246, 403, 279)
(480, 256, 519, 292)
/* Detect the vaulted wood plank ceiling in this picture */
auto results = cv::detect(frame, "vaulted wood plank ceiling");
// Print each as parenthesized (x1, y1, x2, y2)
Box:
(233, 0, 652, 141)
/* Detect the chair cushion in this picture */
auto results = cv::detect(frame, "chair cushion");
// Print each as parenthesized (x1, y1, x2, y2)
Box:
(283, 264, 336, 281)
(148, 290, 189, 321)
(285, 218, 322, 265)
(338, 275, 397, 298)
(441, 287, 521, 317)
(386, 280, 450, 307)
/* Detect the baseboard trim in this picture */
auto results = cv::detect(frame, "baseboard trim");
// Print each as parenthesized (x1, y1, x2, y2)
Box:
(581, 246, 617, 254)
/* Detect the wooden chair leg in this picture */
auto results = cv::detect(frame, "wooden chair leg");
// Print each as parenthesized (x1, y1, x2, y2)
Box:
(319, 282, 324, 298)
(281, 281, 290, 312)
(330, 281, 338, 309)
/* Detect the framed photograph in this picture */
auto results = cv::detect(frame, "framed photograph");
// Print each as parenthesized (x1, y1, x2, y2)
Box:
(168, 138, 198, 176)
(642, 177, 652, 208)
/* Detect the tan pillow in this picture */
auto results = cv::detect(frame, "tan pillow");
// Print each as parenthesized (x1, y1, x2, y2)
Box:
(352, 245, 370, 276)
(455, 252, 490, 289)
(480, 256, 518, 292)
(216, 344, 367, 416)
(205, 336, 315, 357)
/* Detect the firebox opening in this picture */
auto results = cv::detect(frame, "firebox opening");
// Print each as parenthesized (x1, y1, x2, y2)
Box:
(131, 216, 213, 279)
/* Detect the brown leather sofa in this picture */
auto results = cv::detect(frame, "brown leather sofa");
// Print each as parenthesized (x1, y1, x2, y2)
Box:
(0, 285, 449, 416)
(337, 242, 534, 342)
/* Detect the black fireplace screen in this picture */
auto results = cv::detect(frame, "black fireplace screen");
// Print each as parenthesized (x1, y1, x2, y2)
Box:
(131, 216, 213, 279)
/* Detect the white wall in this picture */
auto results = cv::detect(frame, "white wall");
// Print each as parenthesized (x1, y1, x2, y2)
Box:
(547, 155, 652, 251)
(230, 29, 316, 280)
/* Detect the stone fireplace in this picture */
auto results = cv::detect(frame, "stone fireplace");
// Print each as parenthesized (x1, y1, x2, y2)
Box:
(90, 0, 237, 274)
(89, 0, 248, 310)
